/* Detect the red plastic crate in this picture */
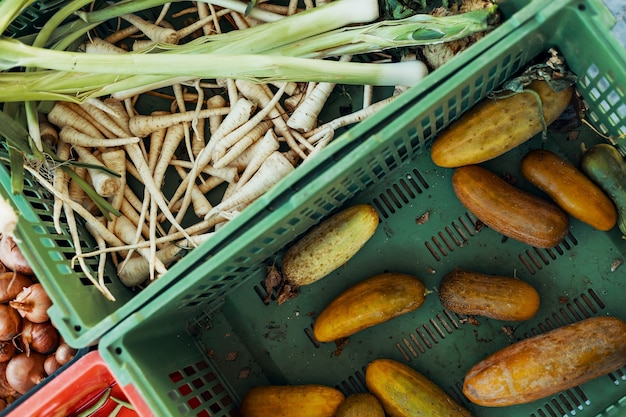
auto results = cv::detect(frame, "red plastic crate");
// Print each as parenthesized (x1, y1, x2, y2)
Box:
(7, 350, 149, 417)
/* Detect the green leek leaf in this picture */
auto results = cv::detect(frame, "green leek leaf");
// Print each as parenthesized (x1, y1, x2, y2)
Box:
(62, 167, 120, 221)
(0, 109, 31, 155)
(245, 0, 259, 16)
(8, 146, 24, 195)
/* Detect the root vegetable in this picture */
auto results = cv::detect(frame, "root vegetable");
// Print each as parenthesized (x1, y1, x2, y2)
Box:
(10, 284, 52, 324)
(72, 145, 121, 198)
(173, 165, 213, 218)
(152, 123, 186, 188)
(44, 355, 62, 376)
(59, 126, 140, 147)
(83, 37, 128, 55)
(209, 97, 256, 149)
(234, 129, 280, 188)
(212, 84, 287, 164)
(128, 106, 230, 137)
(123, 143, 194, 243)
(286, 79, 337, 132)
(286, 55, 352, 133)
(5, 352, 47, 395)
(0, 235, 34, 276)
(0, 199, 18, 243)
(205, 151, 294, 219)
(121, 13, 180, 44)
(0, 341, 15, 363)
(0, 272, 32, 303)
(52, 140, 71, 235)
(303, 95, 397, 139)
(236, 79, 309, 160)
(54, 342, 77, 366)
(47, 102, 104, 139)
(0, 362, 18, 401)
(20, 320, 60, 356)
(0, 305, 21, 342)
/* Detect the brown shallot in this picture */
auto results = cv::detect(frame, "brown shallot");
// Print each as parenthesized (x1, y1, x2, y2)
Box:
(0, 362, 18, 401)
(43, 355, 62, 376)
(5, 352, 47, 394)
(0, 272, 32, 304)
(0, 235, 33, 276)
(54, 342, 77, 366)
(0, 305, 21, 342)
(0, 342, 15, 363)
(9, 284, 52, 324)
(20, 320, 59, 356)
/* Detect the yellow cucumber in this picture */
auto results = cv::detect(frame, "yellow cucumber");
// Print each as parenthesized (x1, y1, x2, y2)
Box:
(313, 273, 426, 342)
(580, 143, 626, 237)
(366, 358, 473, 417)
(438, 269, 540, 321)
(281, 204, 379, 286)
(335, 393, 385, 417)
(521, 148, 617, 231)
(452, 165, 569, 248)
(463, 316, 626, 407)
(431, 80, 573, 167)
(239, 385, 345, 417)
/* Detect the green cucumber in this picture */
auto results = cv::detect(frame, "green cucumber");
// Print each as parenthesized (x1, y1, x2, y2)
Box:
(580, 143, 626, 237)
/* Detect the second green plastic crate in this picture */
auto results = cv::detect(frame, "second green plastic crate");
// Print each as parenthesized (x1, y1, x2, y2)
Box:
(98, 0, 626, 416)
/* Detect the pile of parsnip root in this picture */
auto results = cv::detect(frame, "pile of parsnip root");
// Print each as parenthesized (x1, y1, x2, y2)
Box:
(23, 0, 494, 301)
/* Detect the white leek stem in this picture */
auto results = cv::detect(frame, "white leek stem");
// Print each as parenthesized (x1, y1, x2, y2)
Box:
(0, 42, 429, 87)
(199, 0, 284, 22)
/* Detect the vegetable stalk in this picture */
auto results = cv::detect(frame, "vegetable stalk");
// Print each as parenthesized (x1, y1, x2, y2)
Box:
(0, 44, 429, 102)
(267, 6, 497, 58)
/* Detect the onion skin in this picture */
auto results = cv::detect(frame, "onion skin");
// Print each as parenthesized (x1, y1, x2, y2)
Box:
(0, 341, 16, 362)
(21, 320, 60, 356)
(0, 304, 21, 342)
(55, 343, 77, 366)
(0, 362, 19, 401)
(0, 235, 34, 276)
(6, 352, 47, 395)
(0, 272, 33, 304)
(44, 355, 62, 376)
(10, 283, 52, 324)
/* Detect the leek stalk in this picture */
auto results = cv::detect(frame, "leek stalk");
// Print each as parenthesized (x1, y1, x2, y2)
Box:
(0, 45, 429, 101)
(267, 6, 497, 58)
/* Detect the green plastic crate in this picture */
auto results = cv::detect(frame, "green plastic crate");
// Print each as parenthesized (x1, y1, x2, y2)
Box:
(97, 0, 626, 416)
(0, 0, 544, 348)
(3, 1, 65, 39)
